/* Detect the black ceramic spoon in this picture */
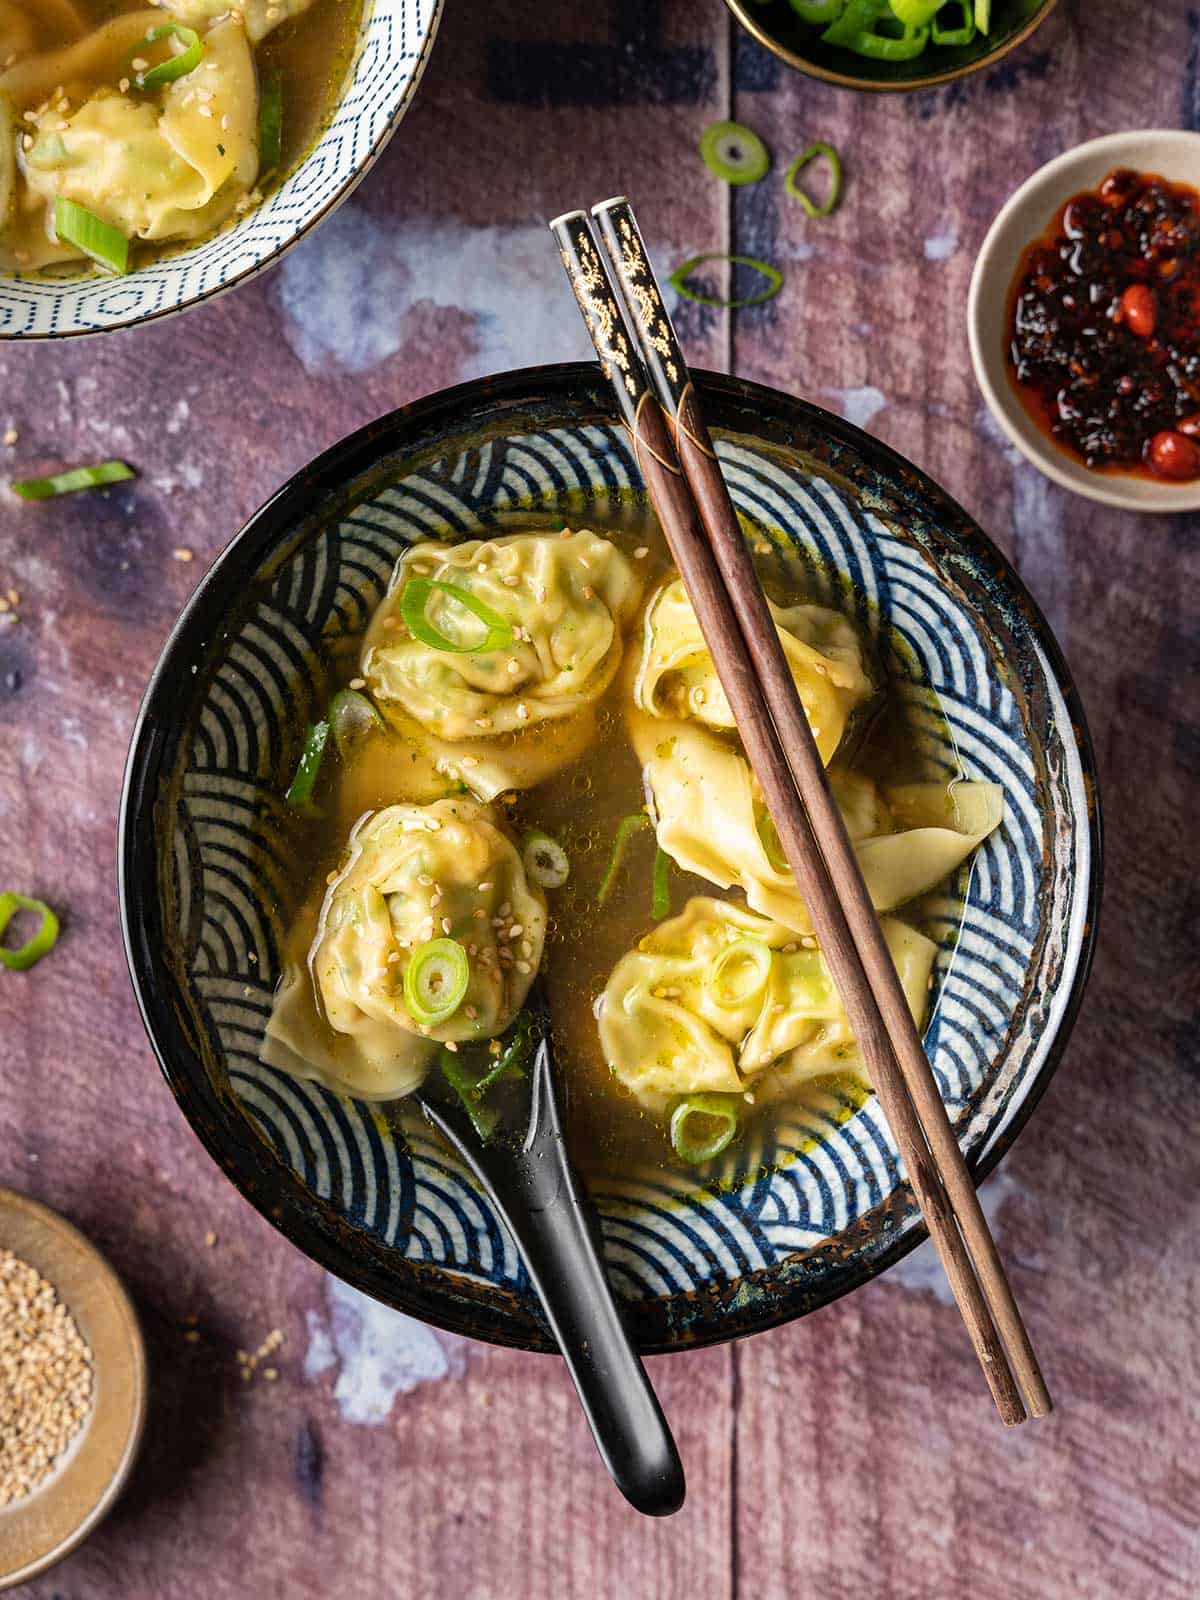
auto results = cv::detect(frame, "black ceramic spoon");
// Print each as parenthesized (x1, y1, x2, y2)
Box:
(416, 980, 685, 1517)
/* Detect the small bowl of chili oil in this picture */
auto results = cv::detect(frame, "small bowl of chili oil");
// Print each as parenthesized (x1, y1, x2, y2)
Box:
(969, 129, 1200, 512)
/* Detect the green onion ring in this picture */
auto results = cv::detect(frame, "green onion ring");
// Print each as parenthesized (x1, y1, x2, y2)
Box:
(329, 688, 384, 758)
(0, 894, 60, 972)
(399, 577, 515, 655)
(53, 198, 129, 275)
(784, 142, 842, 219)
(668, 253, 783, 310)
(704, 938, 773, 1011)
(651, 846, 671, 920)
(404, 937, 470, 1027)
(135, 23, 203, 90)
(522, 829, 569, 890)
(699, 120, 771, 186)
(285, 720, 330, 814)
(597, 813, 651, 904)
(12, 460, 135, 500)
(670, 1094, 741, 1166)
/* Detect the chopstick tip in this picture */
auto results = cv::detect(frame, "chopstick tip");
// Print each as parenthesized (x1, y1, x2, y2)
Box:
(591, 196, 630, 217)
(547, 209, 588, 233)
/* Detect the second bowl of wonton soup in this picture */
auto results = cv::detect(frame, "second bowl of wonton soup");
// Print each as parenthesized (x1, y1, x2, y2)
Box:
(0, 0, 442, 338)
(121, 364, 1101, 1352)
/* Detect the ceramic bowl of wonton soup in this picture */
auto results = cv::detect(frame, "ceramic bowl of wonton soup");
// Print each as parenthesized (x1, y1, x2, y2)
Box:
(0, 0, 442, 338)
(120, 364, 1101, 1352)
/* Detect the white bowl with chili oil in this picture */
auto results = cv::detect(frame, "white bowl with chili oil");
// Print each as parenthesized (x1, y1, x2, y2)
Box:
(969, 129, 1200, 513)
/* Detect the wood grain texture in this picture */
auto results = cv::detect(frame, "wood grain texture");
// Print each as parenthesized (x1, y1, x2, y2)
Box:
(0, 1, 1197, 1595)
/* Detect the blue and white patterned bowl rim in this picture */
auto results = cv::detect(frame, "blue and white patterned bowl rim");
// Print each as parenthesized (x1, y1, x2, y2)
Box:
(121, 368, 1099, 1351)
(0, 0, 442, 339)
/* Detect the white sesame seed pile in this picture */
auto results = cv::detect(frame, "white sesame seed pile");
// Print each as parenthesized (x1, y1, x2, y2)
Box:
(0, 1249, 93, 1506)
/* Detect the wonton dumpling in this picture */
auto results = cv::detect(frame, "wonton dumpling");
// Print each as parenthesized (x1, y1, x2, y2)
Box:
(598, 896, 935, 1114)
(153, 0, 316, 44)
(18, 17, 258, 247)
(634, 578, 873, 765)
(363, 532, 644, 744)
(0, 5, 33, 61)
(633, 714, 1003, 932)
(262, 798, 546, 1101)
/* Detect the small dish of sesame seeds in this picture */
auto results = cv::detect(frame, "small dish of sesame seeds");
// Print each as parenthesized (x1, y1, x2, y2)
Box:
(0, 1188, 146, 1592)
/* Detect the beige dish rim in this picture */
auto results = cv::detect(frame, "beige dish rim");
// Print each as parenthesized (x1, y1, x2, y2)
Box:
(0, 1188, 147, 1592)
(968, 127, 1200, 514)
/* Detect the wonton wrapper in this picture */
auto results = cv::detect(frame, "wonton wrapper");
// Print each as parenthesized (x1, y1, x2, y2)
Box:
(336, 701, 602, 810)
(598, 896, 935, 1114)
(634, 577, 873, 765)
(632, 713, 1003, 932)
(363, 531, 644, 744)
(0, 5, 34, 62)
(9, 15, 258, 261)
(155, 0, 316, 44)
(262, 798, 546, 1101)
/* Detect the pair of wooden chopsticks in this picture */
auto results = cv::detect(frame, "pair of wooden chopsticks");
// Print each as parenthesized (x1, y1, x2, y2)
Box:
(549, 199, 1050, 1425)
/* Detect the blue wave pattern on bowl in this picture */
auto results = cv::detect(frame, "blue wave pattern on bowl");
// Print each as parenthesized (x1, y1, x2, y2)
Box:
(0, 0, 440, 338)
(174, 423, 1048, 1309)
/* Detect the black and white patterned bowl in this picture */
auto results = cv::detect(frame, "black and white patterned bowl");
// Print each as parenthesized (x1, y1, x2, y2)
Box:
(120, 365, 1101, 1352)
(0, 0, 442, 340)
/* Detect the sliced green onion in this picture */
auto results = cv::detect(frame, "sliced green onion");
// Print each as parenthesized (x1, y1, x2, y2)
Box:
(439, 1048, 502, 1142)
(54, 197, 129, 275)
(888, 0, 941, 23)
(931, 2, 975, 45)
(668, 253, 782, 311)
(399, 577, 515, 655)
(787, 1, 847, 21)
(699, 120, 771, 186)
(704, 938, 773, 1011)
(651, 846, 671, 920)
(329, 687, 384, 758)
(0, 894, 60, 972)
(670, 1093, 740, 1166)
(597, 813, 651, 904)
(474, 1012, 534, 1096)
(975, 0, 991, 33)
(11, 460, 135, 500)
(522, 829, 569, 889)
(135, 23, 203, 90)
(404, 937, 470, 1027)
(26, 134, 69, 170)
(754, 801, 789, 873)
(785, 141, 842, 219)
(285, 719, 330, 814)
(258, 66, 283, 171)
(822, 1, 930, 60)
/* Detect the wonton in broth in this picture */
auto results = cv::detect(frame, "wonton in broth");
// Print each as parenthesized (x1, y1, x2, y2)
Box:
(0, 0, 362, 275)
(264, 521, 1004, 1176)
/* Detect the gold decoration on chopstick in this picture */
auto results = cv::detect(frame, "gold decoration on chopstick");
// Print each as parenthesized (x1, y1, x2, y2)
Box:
(614, 216, 679, 386)
(558, 234, 637, 397)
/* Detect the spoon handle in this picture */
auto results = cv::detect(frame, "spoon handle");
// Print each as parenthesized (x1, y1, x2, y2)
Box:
(419, 1032, 685, 1517)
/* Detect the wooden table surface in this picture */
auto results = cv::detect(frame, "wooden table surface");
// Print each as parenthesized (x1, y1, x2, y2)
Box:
(1, 3, 1197, 1596)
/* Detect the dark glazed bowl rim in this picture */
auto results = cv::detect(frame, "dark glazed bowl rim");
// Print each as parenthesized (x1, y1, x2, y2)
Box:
(119, 362, 1102, 1355)
(720, 0, 1058, 93)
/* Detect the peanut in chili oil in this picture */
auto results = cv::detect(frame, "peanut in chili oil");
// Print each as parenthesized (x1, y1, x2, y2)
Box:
(1008, 167, 1200, 482)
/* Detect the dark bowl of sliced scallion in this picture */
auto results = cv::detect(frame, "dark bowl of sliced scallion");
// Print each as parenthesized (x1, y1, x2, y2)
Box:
(723, 0, 1058, 92)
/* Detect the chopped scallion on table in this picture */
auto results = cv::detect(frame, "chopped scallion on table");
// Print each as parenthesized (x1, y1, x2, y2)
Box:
(0, 894, 60, 972)
(11, 461, 135, 500)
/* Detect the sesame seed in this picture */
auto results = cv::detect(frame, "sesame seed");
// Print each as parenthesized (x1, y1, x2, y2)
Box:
(0, 1251, 92, 1507)
(515, 960, 532, 974)
(349, 677, 366, 690)
(173, 547, 194, 562)
(634, 546, 649, 559)
(444, 1040, 458, 1053)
